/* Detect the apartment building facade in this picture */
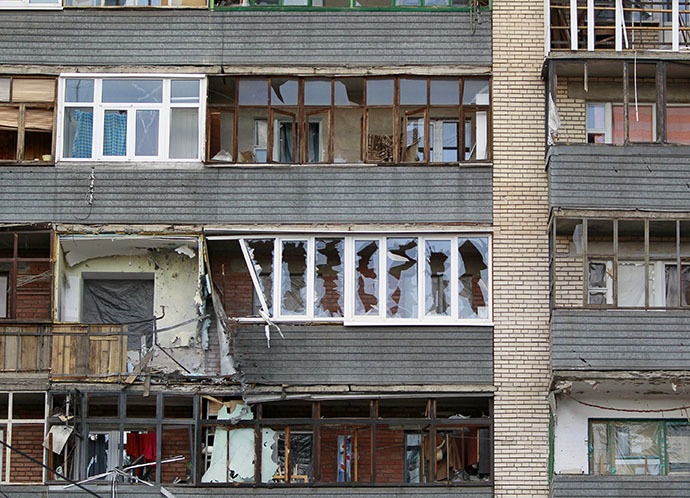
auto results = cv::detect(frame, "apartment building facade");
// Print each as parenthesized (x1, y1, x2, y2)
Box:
(547, 1, 690, 496)
(0, 0, 557, 496)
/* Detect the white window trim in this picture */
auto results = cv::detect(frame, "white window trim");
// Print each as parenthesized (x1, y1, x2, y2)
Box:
(237, 234, 492, 327)
(0, 0, 61, 10)
(56, 74, 206, 162)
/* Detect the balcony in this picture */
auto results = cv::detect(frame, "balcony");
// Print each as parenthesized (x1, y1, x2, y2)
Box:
(547, 0, 690, 53)
(0, 323, 130, 379)
(552, 474, 690, 497)
(547, 145, 690, 212)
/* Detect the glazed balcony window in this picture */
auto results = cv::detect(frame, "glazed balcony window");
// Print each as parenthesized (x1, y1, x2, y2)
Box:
(215, 0, 488, 10)
(207, 234, 491, 325)
(207, 76, 490, 165)
(57, 75, 206, 162)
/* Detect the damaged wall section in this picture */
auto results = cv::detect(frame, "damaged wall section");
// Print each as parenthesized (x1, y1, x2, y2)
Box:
(56, 234, 213, 376)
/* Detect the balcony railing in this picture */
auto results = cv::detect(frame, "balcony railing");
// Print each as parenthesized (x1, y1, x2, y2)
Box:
(547, 0, 690, 52)
(0, 323, 131, 380)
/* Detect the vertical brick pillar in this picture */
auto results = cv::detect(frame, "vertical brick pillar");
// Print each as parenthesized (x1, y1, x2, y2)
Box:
(492, 1, 551, 496)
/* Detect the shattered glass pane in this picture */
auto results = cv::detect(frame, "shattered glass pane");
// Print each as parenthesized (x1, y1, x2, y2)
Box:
(262, 430, 313, 483)
(458, 237, 489, 319)
(588, 262, 607, 288)
(667, 423, 690, 474)
(354, 240, 379, 316)
(425, 239, 451, 316)
(666, 265, 690, 307)
(281, 240, 307, 315)
(246, 239, 273, 315)
(314, 238, 344, 318)
(387, 237, 418, 318)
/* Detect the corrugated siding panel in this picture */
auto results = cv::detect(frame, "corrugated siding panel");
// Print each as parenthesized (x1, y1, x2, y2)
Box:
(551, 475, 690, 498)
(0, 485, 493, 497)
(0, 166, 492, 224)
(235, 324, 493, 385)
(551, 309, 690, 371)
(0, 11, 491, 66)
(548, 145, 690, 212)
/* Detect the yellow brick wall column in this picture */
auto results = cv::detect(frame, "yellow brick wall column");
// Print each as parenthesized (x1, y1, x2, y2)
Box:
(492, 1, 551, 496)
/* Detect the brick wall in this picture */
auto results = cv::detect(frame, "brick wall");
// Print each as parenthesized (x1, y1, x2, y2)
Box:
(161, 427, 191, 484)
(555, 77, 586, 144)
(493, 0, 551, 496)
(10, 424, 44, 483)
(15, 262, 52, 320)
(209, 247, 253, 318)
(555, 235, 584, 307)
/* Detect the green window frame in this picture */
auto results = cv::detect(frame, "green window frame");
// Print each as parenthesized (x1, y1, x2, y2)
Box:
(588, 419, 690, 476)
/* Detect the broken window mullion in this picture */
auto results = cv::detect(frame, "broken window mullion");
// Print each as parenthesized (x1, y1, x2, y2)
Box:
(613, 219, 619, 307)
(582, 218, 589, 307)
(644, 219, 650, 308)
(623, 62, 630, 145)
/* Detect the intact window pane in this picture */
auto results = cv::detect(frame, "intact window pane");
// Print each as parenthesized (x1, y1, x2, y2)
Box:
(587, 103, 606, 130)
(102, 80, 162, 104)
(247, 239, 274, 315)
(305, 80, 331, 106)
(458, 237, 489, 319)
(400, 78, 427, 106)
(135, 110, 159, 156)
(668, 423, 690, 474)
(281, 240, 307, 315)
(169, 108, 198, 159)
(355, 240, 379, 316)
(171, 80, 200, 104)
(386, 237, 418, 318)
(314, 238, 344, 318)
(238, 79, 268, 106)
(0, 79, 10, 102)
(430, 78, 459, 105)
(366, 79, 394, 106)
(65, 79, 94, 103)
(425, 239, 451, 316)
(462, 79, 490, 105)
(63, 107, 93, 158)
(103, 110, 127, 156)
(441, 121, 458, 162)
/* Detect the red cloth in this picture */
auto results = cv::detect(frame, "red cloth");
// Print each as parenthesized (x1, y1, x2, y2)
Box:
(140, 433, 156, 463)
(126, 433, 141, 459)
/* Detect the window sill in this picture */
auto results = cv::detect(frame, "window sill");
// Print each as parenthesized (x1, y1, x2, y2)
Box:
(205, 161, 492, 168)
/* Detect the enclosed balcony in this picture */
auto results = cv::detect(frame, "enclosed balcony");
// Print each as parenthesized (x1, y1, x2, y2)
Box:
(547, 0, 690, 53)
(549, 216, 690, 372)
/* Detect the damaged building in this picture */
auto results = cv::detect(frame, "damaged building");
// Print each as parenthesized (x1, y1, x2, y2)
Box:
(547, 1, 690, 496)
(0, 0, 562, 496)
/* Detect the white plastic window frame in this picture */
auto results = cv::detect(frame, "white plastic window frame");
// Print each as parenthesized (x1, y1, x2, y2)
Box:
(0, 0, 61, 10)
(56, 74, 206, 162)
(585, 102, 657, 144)
(238, 234, 492, 326)
(0, 391, 49, 484)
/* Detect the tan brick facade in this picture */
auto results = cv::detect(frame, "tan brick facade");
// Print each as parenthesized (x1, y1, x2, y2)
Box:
(492, 1, 551, 496)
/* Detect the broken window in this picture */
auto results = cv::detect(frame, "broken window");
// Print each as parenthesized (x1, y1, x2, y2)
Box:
(0, 229, 52, 321)
(215, 234, 491, 323)
(201, 396, 490, 486)
(63, 0, 207, 7)
(59, 76, 205, 161)
(0, 77, 55, 163)
(553, 217, 690, 309)
(589, 419, 689, 476)
(207, 76, 490, 164)
(214, 0, 488, 7)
